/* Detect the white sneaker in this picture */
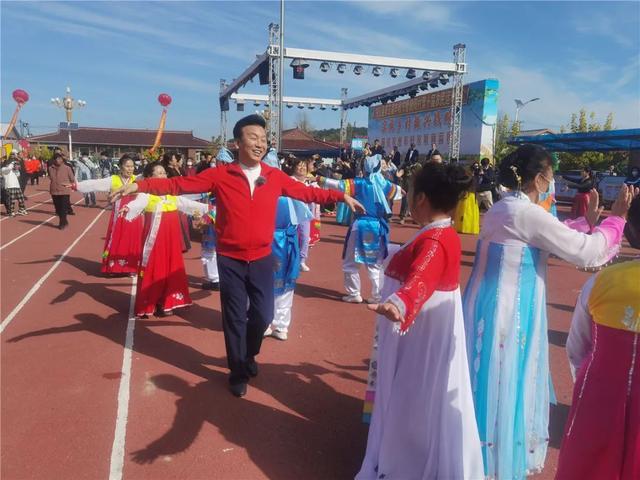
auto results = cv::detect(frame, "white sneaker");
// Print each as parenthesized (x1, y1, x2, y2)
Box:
(300, 262, 310, 272)
(17, 210, 28, 216)
(342, 294, 363, 304)
(263, 326, 273, 337)
(272, 329, 288, 341)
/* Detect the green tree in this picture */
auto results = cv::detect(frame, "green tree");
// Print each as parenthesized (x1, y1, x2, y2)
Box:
(32, 144, 52, 163)
(494, 113, 518, 163)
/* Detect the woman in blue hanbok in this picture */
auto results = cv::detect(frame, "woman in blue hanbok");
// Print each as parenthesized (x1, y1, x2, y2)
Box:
(260, 150, 314, 341)
(319, 155, 401, 304)
(463, 144, 633, 479)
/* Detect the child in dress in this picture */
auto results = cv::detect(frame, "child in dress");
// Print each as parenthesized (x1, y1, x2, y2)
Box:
(357, 162, 484, 479)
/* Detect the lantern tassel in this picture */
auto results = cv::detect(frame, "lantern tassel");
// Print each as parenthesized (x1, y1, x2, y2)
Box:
(3, 104, 23, 144)
(149, 108, 167, 154)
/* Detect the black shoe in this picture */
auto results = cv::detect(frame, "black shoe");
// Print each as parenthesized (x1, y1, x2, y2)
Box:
(247, 360, 258, 378)
(229, 382, 247, 397)
(202, 281, 220, 291)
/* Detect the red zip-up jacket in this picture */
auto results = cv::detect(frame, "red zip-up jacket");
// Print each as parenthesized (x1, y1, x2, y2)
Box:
(136, 161, 345, 261)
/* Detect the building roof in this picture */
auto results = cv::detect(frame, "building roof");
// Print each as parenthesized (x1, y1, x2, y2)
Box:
(1, 123, 21, 141)
(227, 128, 340, 156)
(28, 126, 211, 148)
(519, 128, 555, 136)
(508, 128, 640, 152)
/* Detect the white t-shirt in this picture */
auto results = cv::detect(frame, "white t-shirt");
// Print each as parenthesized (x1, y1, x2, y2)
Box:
(240, 162, 262, 195)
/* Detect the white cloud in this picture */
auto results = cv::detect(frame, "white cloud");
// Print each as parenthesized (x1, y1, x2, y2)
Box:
(351, 1, 465, 30)
(572, 5, 639, 48)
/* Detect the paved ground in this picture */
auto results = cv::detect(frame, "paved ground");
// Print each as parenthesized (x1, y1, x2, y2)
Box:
(1, 180, 635, 479)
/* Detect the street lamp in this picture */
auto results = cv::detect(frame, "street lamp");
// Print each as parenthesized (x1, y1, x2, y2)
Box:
(514, 97, 540, 126)
(51, 86, 86, 160)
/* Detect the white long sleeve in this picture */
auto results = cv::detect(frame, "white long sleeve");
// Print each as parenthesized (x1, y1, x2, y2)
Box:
(76, 177, 112, 193)
(513, 202, 621, 267)
(124, 193, 150, 221)
(176, 196, 209, 216)
(566, 275, 596, 380)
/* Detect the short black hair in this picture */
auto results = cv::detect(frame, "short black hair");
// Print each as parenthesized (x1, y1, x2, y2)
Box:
(119, 154, 133, 167)
(480, 157, 491, 167)
(143, 161, 163, 178)
(412, 162, 473, 212)
(53, 152, 64, 161)
(233, 114, 266, 140)
(431, 149, 441, 156)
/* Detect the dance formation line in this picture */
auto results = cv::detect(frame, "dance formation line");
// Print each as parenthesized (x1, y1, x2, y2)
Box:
(5, 113, 636, 479)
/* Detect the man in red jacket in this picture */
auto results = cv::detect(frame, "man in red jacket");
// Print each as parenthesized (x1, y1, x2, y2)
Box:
(112, 115, 363, 397)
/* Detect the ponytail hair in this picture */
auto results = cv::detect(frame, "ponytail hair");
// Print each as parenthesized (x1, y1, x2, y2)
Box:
(498, 144, 551, 190)
(412, 162, 473, 212)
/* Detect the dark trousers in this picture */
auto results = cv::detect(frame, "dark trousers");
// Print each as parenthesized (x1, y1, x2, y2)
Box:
(217, 253, 274, 385)
(399, 196, 409, 219)
(52, 194, 70, 226)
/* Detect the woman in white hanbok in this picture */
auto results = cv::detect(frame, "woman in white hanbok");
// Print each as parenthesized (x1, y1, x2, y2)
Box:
(357, 163, 484, 480)
(463, 144, 633, 479)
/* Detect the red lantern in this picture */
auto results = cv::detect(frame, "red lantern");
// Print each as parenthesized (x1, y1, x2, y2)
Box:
(158, 93, 172, 107)
(12, 89, 29, 105)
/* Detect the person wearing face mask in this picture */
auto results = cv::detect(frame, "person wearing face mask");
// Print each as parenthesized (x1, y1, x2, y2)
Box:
(110, 114, 364, 397)
(462, 144, 636, 480)
(556, 191, 640, 480)
(120, 162, 208, 317)
(184, 157, 196, 177)
(625, 166, 640, 187)
(69, 154, 143, 274)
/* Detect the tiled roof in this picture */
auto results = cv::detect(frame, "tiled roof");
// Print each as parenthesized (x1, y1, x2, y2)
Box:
(28, 126, 211, 148)
(227, 128, 340, 154)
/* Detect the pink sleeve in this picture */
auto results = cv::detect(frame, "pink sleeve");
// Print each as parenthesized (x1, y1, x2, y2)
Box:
(563, 217, 592, 234)
(592, 216, 626, 261)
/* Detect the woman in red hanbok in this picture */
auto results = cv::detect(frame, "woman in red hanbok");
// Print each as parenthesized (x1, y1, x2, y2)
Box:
(557, 192, 640, 480)
(121, 162, 208, 317)
(74, 155, 142, 275)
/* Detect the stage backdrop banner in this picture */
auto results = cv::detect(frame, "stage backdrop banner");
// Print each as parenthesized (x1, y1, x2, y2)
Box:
(367, 78, 499, 161)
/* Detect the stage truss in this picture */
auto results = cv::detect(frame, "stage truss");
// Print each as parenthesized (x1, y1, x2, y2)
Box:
(219, 24, 466, 157)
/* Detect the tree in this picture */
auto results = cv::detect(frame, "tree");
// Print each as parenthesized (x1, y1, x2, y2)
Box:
(557, 110, 620, 171)
(494, 113, 518, 163)
(32, 144, 53, 163)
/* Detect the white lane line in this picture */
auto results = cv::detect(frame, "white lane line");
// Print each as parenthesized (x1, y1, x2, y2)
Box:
(0, 199, 84, 250)
(108, 275, 138, 480)
(0, 207, 107, 334)
(26, 191, 48, 199)
(0, 199, 53, 222)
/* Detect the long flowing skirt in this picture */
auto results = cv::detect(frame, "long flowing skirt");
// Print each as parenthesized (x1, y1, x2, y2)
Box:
(102, 196, 143, 274)
(463, 240, 551, 479)
(556, 325, 640, 479)
(135, 211, 192, 316)
(357, 276, 483, 479)
(454, 192, 480, 234)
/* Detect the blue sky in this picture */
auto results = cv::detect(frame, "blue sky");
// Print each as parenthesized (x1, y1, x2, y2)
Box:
(1, 1, 639, 140)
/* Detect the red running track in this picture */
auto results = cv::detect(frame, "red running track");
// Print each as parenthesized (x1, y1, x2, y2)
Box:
(1, 180, 635, 479)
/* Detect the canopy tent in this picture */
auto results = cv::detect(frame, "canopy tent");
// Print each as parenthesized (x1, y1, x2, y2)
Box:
(508, 128, 640, 152)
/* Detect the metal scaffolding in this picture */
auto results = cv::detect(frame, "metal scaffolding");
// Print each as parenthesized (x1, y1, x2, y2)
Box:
(448, 43, 467, 161)
(219, 24, 466, 155)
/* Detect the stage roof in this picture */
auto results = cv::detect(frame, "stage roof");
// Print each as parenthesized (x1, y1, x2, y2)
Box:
(508, 128, 640, 152)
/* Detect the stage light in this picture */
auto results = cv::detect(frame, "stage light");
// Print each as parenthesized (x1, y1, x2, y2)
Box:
(429, 78, 439, 88)
(320, 104, 327, 110)
(290, 58, 309, 80)
(337, 63, 347, 74)
(408, 90, 417, 98)
(390, 68, 399, 78)
(286, 103, 293, 108)
(422, 71, 431, 81)
(236, 101, 245, 112)
(254, 101, 261, 107)
(353, 65, 364, 75)
(331, 105, 339, 111)
(308, 104, 315, 109)
(419, 84, 429, 91)
(406, 69, 416, 79)
(298, 104, 304, 109)
(372, 66, 382, 77)
(320, 62, 331, 72)
(439, 74, 450, 85)
(381, 98, 389, 104)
